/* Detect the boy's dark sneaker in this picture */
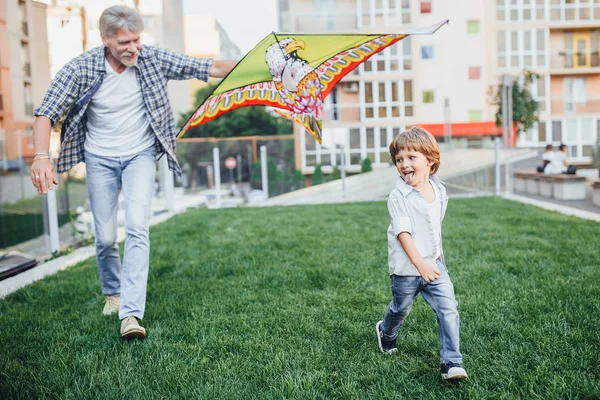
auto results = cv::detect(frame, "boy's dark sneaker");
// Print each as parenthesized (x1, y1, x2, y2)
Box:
(376, 320, 397, 354)
(441, 362, 467, 380)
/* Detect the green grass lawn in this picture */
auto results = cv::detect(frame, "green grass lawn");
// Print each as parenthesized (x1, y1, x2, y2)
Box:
(1, 197, 599, 399)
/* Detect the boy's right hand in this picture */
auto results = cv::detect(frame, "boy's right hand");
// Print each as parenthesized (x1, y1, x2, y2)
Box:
(415, 260, 441, 283)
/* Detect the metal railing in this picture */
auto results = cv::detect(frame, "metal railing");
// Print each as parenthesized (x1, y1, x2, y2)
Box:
(550, 53, 600, 69)
(21, 21, 28, 36)
(0, 92, 4, 112)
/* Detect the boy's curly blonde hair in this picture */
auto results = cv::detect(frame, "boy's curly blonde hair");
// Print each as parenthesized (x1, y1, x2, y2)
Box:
(389, 127, 441, 175)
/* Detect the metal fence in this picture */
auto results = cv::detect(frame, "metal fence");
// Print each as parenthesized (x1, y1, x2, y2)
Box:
(175, 135, 302, 200)
(444, 140, 541, 196)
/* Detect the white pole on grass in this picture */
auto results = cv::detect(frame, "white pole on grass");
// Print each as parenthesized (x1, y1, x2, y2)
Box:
(495, 137, 501, 195)
(260, 145, 268, 200)
(339, 144, 346, 198)
(42, 155, 60, 254)
(213, 147, 221, 208)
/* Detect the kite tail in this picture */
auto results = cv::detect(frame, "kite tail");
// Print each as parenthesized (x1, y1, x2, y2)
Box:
(274, 108, 323, 144)
(295, 113, 323, 144)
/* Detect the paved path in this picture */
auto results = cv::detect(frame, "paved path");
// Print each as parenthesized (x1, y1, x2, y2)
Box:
(253, 148, 536, 206)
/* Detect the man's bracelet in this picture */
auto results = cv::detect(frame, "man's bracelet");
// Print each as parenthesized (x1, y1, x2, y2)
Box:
(33, 155, 50, 160)
(33, 152, 49, 157)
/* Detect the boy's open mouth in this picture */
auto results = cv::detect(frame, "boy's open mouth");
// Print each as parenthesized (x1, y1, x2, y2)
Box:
(403, 171, 415, 185)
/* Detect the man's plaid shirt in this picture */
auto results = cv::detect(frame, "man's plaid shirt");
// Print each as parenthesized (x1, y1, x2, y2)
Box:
(35, 45, 213, 176)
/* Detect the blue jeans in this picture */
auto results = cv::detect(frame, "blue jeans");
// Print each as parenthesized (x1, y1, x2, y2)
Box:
(85, 146, 156, 320)
(381, 258, 462, 364)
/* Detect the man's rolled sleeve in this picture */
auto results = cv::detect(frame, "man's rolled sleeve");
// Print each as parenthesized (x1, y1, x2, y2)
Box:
(156, 47, 213, 81)
(34, 64, 79, 126)
(388, 196, 412, 237)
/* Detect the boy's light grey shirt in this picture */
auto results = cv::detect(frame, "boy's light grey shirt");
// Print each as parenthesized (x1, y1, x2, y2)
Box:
(387, 175, 448, 276)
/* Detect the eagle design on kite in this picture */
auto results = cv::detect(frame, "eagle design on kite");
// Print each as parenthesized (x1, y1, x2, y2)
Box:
(181, 20, 449, 144)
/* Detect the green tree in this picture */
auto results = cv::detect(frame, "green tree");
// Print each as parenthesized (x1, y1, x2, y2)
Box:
(489, 70, 540, 136)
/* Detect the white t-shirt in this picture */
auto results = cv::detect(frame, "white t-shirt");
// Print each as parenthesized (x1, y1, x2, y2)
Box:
(542, 151, 554, 162)
(85, 58, 155, 157)
(426, 180, 442, 260)
(544, 151, 567, 174)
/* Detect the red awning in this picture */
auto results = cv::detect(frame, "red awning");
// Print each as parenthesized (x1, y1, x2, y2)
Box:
(416, 122, 515, 138)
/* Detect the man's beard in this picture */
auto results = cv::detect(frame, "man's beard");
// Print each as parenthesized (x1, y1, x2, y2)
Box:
(120, 51, 139, 67)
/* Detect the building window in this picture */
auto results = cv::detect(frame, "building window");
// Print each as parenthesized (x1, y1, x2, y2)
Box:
(551, 121, 562, 142)
(421, 45, 434, 59)
(469, 110, 482, 122)
(467, 20, 480, 34)
(325, 87, 339, 121)
(362, 80, 414, 120)
(362, 36, 412, 73)
(420, 1, 432, 14)
(23, 83, 33, 117)
(360, 0, 410, 28)
(564, 78, 586, 113)
(537, 121, 547, 143)
(497, 0, 547, 23)
(422, 90, 434, 104)
(531, 74, 547, 113)
(468, 66, 481, 80)
(497, 29, 547, 70)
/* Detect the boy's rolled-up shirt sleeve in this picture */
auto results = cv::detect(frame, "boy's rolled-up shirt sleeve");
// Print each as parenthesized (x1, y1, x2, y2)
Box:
(388, 197, 412, 236)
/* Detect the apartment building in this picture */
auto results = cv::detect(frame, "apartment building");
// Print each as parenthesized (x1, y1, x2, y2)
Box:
(279, 0, 599, 176)
(0, 0, 50, 168)
(495, 0, 600, 161)
(184, 15, 242, 106)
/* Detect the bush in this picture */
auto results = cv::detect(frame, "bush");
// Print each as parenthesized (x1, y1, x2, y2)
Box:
(361, 158, 372, 173)
(312, 164, 324, 185)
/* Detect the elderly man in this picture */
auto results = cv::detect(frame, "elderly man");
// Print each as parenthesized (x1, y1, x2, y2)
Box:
(30, 5, 236, 339)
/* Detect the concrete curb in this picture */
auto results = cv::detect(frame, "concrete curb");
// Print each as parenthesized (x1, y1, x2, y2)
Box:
(501, 193, 600, 222)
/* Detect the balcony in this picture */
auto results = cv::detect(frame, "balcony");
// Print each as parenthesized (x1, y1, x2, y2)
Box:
(550, 52, 600, 73)
(23, 63, 31, 77)
(25, 103, 34, 117)
(0, 92, 3, 112)
(21, 21, 28, 36)
(295, 12, 357, 33)
(549, 97, 600, 115)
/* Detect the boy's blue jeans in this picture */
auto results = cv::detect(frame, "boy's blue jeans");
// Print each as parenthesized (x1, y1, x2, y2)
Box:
(381, 258, 463, 365)
(85, 146, 156, 320)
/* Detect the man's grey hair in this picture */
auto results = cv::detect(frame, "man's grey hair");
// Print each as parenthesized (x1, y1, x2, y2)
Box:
(99, 5, 144, 37)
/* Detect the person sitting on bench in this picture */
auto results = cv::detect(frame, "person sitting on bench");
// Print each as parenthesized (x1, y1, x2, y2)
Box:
(544, 144, 577, 175)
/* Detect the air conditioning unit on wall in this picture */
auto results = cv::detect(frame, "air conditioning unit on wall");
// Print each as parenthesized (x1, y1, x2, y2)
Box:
(342, 82, 359, 93)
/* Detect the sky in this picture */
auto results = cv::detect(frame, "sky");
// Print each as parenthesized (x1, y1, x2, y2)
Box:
(183, 0, 278, 54)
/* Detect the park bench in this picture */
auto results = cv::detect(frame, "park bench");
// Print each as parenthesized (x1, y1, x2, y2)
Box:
(513, 170, 586, 200)
(592, 179, 600, 207)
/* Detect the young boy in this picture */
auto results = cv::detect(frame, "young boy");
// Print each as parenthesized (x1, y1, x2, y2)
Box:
(376, 127, 467, 381)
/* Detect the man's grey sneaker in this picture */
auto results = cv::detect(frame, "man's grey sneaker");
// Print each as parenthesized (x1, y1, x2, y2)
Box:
(102, 295, 120, 316)
(120, 316, 146, 340)
(376, 320, 397, 354)
(441, 362, 468, 380)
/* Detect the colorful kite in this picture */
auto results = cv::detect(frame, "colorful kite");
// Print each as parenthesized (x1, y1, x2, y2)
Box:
(180, 20, 449, 143)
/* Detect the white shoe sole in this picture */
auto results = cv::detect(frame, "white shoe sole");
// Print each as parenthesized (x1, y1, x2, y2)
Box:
(442, 368, 468, 380)
(376, 320, 397, 354)
(120, 326, 146, 340)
